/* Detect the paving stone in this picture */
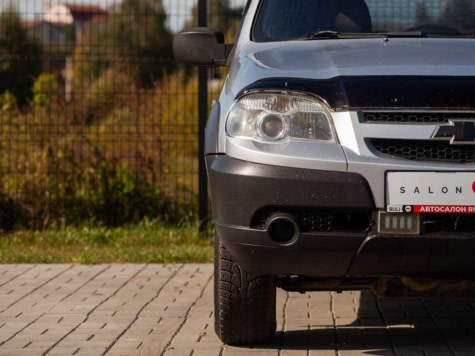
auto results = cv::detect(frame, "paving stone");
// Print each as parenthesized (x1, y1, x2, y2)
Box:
(0, 265, 73, 312)
(0, 265, 35, 287)
(1, 264, 475, 355)
(222, 348, 280, 355)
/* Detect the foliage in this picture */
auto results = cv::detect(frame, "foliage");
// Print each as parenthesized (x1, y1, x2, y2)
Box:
(415, 3, 429, 26)
(0, 71, 200, 230)
(0, 220, 214, 264)
(73, 0, 173, 93)
(187, 0, 243, 41)
(77, 68, 132, 123)
(441, 1, 475, 32)
(0, 2, 239, 231)
(0, 91, 17, 112)
(208, 0, 243, 35)
(0, 7, 42, 107)
(33, 74, 58, 110)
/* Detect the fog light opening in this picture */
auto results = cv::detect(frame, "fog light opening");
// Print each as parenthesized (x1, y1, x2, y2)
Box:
(266, 214, 299, 245)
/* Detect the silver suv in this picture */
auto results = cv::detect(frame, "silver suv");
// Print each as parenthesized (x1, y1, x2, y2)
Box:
(174, 0, 475, 345)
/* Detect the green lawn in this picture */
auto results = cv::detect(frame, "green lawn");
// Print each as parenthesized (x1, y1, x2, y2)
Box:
(0, 220, 214, 264)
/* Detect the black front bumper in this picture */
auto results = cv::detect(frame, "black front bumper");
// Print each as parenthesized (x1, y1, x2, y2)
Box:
(207, 155, 475, 278)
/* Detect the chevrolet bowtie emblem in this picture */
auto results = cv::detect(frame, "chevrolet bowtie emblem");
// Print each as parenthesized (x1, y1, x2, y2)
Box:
(432, 120, 475, 145)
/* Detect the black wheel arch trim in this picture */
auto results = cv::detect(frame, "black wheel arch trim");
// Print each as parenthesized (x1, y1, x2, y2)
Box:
(205, 101, 221, 155)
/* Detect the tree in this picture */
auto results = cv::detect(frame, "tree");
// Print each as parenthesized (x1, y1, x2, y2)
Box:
(33, 74, 58, 111)
(73, 0, 173, 90)
(415, 2, 429, 26)
(0, 7, 42, 107)
(441, 0, 475, 32)
(0, 91, 17, 112)
(187, 0, 243, 39)
(208, 0, 243, 34)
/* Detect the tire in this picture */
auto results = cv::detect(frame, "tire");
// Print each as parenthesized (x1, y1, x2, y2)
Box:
(214, 234, 276, 345)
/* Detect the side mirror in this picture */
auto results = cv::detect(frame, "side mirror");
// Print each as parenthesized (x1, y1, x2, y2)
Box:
(173, 27, 233, 67)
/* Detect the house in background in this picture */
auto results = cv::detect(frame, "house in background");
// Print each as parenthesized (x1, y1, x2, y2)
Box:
(26, 3, 107, 46)
(43, 3, 107, 43)
(23, 3, 108, 102)
(24, 19, 67, 47)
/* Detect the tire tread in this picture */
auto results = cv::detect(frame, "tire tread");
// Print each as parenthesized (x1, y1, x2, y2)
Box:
(214, 239, 276, 345)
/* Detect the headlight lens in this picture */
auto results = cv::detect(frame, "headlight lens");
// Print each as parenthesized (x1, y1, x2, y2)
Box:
(226, 92, 334, 143)
(257, 112, 287, 141)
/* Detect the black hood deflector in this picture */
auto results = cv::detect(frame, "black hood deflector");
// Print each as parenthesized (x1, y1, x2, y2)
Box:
(239, 76, 475, 110)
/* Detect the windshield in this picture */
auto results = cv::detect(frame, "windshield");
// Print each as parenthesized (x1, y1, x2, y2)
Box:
(253, 0, 475, 41)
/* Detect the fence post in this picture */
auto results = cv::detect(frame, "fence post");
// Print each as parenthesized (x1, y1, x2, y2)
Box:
(198, 0, 209, 234)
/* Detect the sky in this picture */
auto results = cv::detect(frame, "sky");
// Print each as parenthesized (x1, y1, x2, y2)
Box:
(0, 0, 247, 32)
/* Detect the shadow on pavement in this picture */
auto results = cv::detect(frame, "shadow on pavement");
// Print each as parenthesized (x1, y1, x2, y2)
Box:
(258, 291, 475, 353)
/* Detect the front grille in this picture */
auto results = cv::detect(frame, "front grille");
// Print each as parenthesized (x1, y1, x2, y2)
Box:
(423, 214, 475, 234)
(251, 207, 371, 233)
(370, 139, 475, 163)
(363, 112, 475, 123)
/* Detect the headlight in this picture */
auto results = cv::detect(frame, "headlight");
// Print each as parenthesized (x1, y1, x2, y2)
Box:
(226, 92, 335, 143)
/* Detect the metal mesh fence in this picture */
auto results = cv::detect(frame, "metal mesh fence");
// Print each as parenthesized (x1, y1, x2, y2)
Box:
(0, 0, 244, 230)
(3, 0, 472, 230)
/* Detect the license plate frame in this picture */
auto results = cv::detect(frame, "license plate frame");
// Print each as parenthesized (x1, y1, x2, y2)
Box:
(386, 172, 475, 213)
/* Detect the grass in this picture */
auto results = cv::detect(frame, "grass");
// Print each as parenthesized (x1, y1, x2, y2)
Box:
(0, 220, 214, 264)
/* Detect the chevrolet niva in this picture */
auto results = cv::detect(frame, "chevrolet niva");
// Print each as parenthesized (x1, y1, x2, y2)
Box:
(174, 0, 475, 345)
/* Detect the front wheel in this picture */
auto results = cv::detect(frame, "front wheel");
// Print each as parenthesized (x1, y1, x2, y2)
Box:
(214, 235, 276, 345)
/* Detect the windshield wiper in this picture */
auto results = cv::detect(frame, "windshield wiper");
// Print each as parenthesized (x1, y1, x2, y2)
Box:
(304, 30, 475, 41)
(307, 30, 340, 39)
(380, 31, 424, 38)
(377, 31, 475, 38)
(306, 30, 426, 40)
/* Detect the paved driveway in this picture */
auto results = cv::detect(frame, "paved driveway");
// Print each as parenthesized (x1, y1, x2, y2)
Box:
(1, 264, 475, 355)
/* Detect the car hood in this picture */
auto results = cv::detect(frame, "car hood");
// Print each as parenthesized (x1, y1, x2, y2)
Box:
(227, 38, 475, 98)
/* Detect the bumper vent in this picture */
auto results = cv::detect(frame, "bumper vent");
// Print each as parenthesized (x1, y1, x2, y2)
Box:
(370, 139, 475, 164)
(251, 207, 371, 233)
(363, 112, 475, 123)
(424, 214, 475, 234)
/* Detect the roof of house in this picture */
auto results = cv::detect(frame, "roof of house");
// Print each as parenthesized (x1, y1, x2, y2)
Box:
(23, 19, 66, 29)
(64, 4, 107, 21)
(44, 3, 107, 24)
